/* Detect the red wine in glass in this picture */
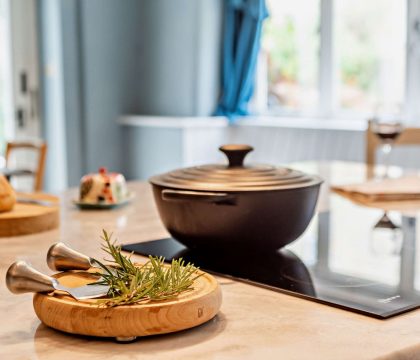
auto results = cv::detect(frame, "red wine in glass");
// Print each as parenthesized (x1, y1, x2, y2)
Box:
(372, 123, 403, 141)
(371, 120, 404, 178)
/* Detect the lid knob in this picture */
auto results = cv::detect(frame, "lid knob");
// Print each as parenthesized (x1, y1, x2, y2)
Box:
(219, 144, 254, 168)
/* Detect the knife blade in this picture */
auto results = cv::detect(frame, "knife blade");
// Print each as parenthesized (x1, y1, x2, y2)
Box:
(16, 197, 58, 207)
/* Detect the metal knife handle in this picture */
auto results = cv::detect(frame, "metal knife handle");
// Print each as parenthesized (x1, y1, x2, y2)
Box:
(47, 242, 93, 271)
(6, 261, 56, 294)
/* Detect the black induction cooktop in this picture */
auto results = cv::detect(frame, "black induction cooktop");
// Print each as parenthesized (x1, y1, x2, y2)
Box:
(122, 206, 420, 319)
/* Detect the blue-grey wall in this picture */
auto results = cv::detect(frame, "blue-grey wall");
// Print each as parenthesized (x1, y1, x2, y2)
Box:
(39, 0, 145, 188)
(38, 0, 223, 189)
(80, 0, 144, 176)
(60, 0, 85, 187)
(136, 0, 222, 116)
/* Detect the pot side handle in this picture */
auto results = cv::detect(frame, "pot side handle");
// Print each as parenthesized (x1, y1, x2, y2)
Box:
(161, 189, 236, 205)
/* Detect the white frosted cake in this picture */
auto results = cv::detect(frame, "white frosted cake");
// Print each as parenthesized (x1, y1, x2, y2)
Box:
(79, 167, 129, 204)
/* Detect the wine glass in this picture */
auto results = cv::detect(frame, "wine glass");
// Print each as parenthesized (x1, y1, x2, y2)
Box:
(371, 106, 404, 178)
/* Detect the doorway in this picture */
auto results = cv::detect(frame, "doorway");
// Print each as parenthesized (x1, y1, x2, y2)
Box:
(0, 0, 41, 190)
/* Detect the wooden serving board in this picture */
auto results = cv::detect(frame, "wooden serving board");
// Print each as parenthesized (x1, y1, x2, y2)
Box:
(0, 193, 59, 237)
(33, 269, 222, 341)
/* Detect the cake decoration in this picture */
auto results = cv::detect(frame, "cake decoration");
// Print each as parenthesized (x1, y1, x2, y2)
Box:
(79, 168, 128, 204)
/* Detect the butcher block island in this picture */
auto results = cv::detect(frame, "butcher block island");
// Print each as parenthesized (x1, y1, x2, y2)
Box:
(3, 162, 420, 360)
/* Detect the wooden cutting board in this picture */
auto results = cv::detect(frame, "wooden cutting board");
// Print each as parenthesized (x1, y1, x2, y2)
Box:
(33, 269, 222, 341)
(0, 193, 59, 237)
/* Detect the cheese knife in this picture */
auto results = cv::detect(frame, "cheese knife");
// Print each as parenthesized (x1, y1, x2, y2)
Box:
(5, 261, 109, 300)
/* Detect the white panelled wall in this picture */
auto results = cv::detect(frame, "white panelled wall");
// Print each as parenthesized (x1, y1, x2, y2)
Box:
(119, 116, 420, 180)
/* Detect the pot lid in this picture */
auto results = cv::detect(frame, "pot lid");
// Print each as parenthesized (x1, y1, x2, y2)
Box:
(149, 145, 322, 192)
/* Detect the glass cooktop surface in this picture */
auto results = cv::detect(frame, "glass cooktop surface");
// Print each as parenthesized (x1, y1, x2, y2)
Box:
(122, 194, 420, 319)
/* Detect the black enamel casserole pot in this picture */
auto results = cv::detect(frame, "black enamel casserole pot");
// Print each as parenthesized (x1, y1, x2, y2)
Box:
(149, 145, 323, 252)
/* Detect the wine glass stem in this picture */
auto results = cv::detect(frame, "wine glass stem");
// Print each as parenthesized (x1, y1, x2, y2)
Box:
(383, 143, 392, 178)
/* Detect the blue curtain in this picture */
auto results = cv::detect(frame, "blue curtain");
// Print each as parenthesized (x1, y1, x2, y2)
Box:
(214, 0, 269, 122)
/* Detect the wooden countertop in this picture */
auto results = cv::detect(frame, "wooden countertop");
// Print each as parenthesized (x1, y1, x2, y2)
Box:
(2, 162, 420, 360)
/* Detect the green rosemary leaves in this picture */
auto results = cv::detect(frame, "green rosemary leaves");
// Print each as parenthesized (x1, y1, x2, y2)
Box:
(92, 230, 202, 307)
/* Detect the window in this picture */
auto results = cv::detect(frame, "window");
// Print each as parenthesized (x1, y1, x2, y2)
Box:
(263, 1, 320, 114)
(261, 0, 411, 120)
(335, 0, 406, 114)
(0, 0, 40, 143)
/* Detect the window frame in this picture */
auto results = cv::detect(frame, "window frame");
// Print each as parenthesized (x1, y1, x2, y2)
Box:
(406, 0, 420, 123)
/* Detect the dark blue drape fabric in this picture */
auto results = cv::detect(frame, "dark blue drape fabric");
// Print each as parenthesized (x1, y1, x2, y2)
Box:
(214, 0, 269, 123)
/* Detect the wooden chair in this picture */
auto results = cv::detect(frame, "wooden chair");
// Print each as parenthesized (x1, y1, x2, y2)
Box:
(366, 120, 420, 166)
(5, 141, 47, 191)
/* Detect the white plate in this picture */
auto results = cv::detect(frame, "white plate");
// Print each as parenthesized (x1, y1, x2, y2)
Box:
(73, 192, 135, 210)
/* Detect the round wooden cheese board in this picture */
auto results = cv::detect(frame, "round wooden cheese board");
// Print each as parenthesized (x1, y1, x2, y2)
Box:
(33, 269, 222, 341)
(0, 193, 59, 237)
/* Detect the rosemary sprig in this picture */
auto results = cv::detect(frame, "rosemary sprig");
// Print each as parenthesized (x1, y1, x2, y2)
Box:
(91, 230, 202, 307)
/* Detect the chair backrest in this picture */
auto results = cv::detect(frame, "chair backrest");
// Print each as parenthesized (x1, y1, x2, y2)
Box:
(5, 141, 47, 191)
(366, 120, 420, 166)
